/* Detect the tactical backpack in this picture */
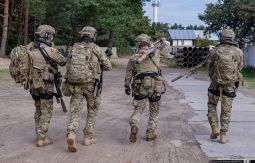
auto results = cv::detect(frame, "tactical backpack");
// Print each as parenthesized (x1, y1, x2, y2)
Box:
(66, 43, 98, 84)
(212, 46, 239, 85)
(9, 45, 32, 89)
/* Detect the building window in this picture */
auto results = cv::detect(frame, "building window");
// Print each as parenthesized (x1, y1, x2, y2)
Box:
(181, 40, 184, 46)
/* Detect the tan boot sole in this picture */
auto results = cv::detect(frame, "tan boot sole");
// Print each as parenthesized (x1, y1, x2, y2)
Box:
(67, 138, 77, 152)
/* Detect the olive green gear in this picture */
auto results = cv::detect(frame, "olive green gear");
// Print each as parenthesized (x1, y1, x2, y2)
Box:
(135, 34, 151, 46)
(35, 25, 55, 38)
(221, 29, 235, 41)
(79, 26, 97, 39)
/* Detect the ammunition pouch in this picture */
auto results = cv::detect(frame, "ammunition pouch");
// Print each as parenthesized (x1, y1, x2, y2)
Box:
(42, 67, 54, 82)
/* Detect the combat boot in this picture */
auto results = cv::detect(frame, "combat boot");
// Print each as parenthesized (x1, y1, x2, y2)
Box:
(220, 131, 228, 144)
(84, 137, 96, 146)
(67, 133, 77, 152)
(129, 126, 138, 143)
(37, 138, 53, 147)
(146, 128, 157, 142)
(210, 126, 219, 139)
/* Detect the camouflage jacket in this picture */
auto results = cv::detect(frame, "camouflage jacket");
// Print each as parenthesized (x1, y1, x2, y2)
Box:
(125, 48, 160, 86)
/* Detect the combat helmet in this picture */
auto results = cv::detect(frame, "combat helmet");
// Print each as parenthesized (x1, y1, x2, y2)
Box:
(35, 25, 55, 38)
(135, 34, 151, 47)
(221, 29, 235, 41)
(79, 26, 97, 40)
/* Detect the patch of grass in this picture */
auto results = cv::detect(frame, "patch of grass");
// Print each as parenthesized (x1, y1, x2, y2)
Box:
(242, 68, 255, 88)
(0, 70, 9, 80)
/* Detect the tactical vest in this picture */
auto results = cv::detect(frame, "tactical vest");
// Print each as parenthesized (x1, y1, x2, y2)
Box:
(134, 53, 160, 75)
(30, 48, 50, 70)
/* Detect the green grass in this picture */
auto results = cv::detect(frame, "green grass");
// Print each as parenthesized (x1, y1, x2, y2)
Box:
(0, 70, 9, 80)
(242, 68, 255, 88)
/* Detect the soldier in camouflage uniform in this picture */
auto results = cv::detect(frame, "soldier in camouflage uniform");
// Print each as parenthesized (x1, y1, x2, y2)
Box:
(207, 29, 243, 144)
(63, 26, 112, 152)
(125, 34, 165, 143)
(29, 25, 66, 147)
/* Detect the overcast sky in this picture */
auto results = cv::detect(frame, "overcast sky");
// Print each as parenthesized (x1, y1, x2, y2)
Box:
(143, 0, 218, 26)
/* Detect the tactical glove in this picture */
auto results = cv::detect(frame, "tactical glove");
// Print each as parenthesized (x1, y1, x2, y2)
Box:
(125, 85, 131, 95)
(235, 81, 240, 88)
(148, 51, 155, 58)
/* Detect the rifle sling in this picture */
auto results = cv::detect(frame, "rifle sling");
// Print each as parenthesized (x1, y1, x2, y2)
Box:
(36, 43, 58, 71)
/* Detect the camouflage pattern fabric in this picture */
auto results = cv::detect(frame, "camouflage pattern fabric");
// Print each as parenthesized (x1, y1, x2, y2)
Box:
(29, 42, 66, 140)
(207, 82, 235, 132)
(125, 46, 164, 131)
(67, 83, 101, 138)
(66, 43, 112, 138)
(130, 98, 160, 130)
(207, 40, 243, 133)
(158, 40, 171, 59)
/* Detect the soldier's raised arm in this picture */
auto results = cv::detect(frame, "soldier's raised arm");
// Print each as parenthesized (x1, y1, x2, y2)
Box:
(125, 58, 135, 87)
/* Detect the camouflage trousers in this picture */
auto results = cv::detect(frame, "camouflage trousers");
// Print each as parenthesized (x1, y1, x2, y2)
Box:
(207, 82, 237, 132)
(31, 83, 54, 140)
(34, 99, 53, 140)
(67, 83, 100, 138)
(130, 98, 160, 131)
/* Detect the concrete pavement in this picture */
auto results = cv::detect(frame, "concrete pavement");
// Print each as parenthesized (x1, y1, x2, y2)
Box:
(166, 73, 255, 160)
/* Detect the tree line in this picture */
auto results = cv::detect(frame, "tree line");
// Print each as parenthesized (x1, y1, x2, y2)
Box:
(199, 0, 255, 47)
(0, 0, 156, 57)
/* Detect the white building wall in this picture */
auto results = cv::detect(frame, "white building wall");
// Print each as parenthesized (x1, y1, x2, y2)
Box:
(172, 40, 193, 46)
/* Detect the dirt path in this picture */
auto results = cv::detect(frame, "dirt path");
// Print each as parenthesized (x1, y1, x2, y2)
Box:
(0, 59, 208, 163)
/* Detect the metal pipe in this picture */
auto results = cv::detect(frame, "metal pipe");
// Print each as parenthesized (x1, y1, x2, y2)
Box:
(188, 47, 193, 51)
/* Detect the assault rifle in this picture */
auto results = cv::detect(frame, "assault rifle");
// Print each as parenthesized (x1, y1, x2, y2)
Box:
(171, 58, 207, 83)
(36, 42, 67, 112)
(54, 72, 67, 112)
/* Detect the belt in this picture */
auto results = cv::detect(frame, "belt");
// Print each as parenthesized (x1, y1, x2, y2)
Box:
(135, 72, 159, 79)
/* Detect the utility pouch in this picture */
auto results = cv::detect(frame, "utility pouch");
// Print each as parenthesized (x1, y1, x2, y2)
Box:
(43, 66, 50, 81)
(143, 76, 152, 89)
(154, 79, 163, 94)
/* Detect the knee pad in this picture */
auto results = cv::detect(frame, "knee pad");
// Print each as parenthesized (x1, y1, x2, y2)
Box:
(32, 95, 40, 101)
(222, 91, 236, 98)
(40, 93, 53, 100)
(148, 96, 161, 102)
(208, 88, 220, 97)
(134, 95, 147, 101)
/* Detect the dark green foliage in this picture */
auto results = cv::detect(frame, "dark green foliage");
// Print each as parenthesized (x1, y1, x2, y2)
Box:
(199, 0, 255, 46)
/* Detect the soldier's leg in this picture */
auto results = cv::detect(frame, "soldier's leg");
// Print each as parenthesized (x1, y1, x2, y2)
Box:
(66, 93, 84, 152)
(67, 94, 84, 134)
(130, 98, 147, 128)
(207, 84, 220, 139)
(34, 99, 41, 134)
(83, 95, 100, 145)
(146, 99, 160, 141)
(36, 93, 54, 147)
(129, 98, 147, 143)
(220, 88, 235, 144)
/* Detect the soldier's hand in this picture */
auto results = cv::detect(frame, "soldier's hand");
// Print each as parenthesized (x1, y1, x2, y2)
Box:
(148, 51, 155, 58)
(125, 85, 131, 95)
